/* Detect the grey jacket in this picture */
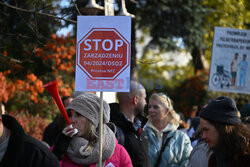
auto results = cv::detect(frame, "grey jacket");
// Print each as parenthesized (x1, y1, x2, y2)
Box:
(188, 139, 212, 167)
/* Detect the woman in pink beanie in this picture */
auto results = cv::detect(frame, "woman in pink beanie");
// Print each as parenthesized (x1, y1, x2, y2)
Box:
(51, 92, 132, 167)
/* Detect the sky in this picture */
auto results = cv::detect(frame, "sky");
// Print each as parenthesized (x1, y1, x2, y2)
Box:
(56, 0, 72, 36)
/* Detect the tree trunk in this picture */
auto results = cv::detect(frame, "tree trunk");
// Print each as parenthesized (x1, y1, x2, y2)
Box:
(126, 1, 137, 78)
(191, 46, 204, 74)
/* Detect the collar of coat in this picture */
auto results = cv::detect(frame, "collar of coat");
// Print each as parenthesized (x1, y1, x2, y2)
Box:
(145, 121, 178, 133)
(0, 115, 25, 167)
(109, 103, 147, 132)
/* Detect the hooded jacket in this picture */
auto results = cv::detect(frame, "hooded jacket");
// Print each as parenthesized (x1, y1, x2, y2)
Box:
(0, 115, 59, 167)
(143, 121, 192, 167)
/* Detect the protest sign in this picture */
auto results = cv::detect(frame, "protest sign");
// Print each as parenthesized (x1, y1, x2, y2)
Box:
(209, 27, 250, 94)
(76, 16, 131, 92)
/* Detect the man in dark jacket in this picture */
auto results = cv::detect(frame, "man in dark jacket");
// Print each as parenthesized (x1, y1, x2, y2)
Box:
(0, 112, 59, 167)
(110, 80, 149, 167)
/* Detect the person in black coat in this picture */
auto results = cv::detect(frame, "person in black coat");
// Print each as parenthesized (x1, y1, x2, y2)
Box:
(43, 96, 72, 146)
(109, 80, 149, 167)
(0, 113, 59, 167)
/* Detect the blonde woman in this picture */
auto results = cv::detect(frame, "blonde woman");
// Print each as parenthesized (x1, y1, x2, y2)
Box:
(51, 92, 132, 167)
(143, 93, 192, 167)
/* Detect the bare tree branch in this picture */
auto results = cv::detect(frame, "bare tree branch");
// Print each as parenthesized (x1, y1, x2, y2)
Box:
(71, 0, 82, 15)
(6, 33, 33, 39)
(0, 1, 77, 24)
(32, 2, 41, 44)
(0, 54, 22, 64)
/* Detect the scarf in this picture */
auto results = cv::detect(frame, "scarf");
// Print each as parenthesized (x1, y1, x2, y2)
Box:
(66, 124, 116, 165)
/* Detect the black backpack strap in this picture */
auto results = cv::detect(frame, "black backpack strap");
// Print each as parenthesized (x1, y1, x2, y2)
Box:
(154, 132, 173, 167)
(115, 125, 125, 146)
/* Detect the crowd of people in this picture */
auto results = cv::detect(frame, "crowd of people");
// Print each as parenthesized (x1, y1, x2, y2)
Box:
(0, 80, 250, 167)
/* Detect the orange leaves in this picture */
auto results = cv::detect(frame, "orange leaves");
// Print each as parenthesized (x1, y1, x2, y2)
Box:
(25, 74, 44, 103)
(43, 55, 50, 61)
(56, 58, 61, 65)
(0, 73, 44, 104)
(34, 48, 43, 57)
(3, 70, 11, 75)
(15, 80, 25, 91)
(58, 64, 66, 70)
(69, 46, 75, 56)
(51, 33, 57, 40)
(3, 34, 75, 127)
(59, 87, 72, 97)
(51, 44, 56, 50)
(57, 78, 63, 87)
(3, 51, 7, 56)
(67, 54, 72, 60)
(0, 72, 9, 103)
(11, 62, 23, 70)
(55, 78, 72, 97)
(30, 94, 38, 103)
(60, 45, 65, 51)
(27, 73, 37, 82)
(56, 47, 61, 53)
(9, 110, 50, 141)
(66, 32, 71, 38)
(37, 34, 75, 76)
(34, 80, 44, 93)
(6, 82, 15, 98)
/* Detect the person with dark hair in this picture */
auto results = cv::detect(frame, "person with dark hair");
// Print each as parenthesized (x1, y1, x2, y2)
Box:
(200, 96, 250, 167)
(143, 93, 192, 167)
(0, 110, 60, 167)
(177, 112, 190, 134)
(51, 92, 132, 167)
(43, 96, 73, 147)
(61, 96, 73, 107)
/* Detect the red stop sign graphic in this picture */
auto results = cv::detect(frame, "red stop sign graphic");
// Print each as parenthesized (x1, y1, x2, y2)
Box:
(77, 28, 130, 80)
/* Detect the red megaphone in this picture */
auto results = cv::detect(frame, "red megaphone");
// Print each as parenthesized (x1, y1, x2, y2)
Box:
(43, 80, 71, 125)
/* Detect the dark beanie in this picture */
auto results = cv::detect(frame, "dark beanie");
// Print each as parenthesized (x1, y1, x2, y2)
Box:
(200, 96, 241, 125)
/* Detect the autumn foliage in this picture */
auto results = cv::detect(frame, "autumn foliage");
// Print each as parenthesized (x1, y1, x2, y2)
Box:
(0, 34, 76, 140)
(9, 110, 50, 141)
(173, 70, 209, 117)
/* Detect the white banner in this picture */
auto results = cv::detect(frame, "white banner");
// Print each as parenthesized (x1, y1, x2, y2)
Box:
(75, 16, 131, 92)
(209, 27, 250, 94)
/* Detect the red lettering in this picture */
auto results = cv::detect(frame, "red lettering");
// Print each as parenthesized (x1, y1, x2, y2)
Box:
(106, 80, 114, 89)
(86, 78, 97, 89)
(96, 80, 106, 89)
(115, 79, 124, 89)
